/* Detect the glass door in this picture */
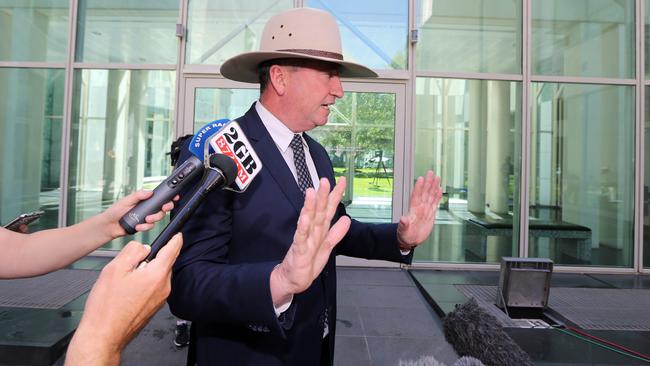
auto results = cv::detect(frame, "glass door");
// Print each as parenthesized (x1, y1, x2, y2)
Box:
(182, 78, 407, 267)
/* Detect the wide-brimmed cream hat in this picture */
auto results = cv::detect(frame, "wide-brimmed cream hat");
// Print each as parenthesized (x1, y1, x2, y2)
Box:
(220, 7, 378, 83)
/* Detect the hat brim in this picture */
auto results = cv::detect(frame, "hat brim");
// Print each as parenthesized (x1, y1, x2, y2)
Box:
(220, 51, 378, 83)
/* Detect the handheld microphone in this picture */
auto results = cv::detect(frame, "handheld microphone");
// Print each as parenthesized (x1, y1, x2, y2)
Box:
(143, 154, 237, 262)
(209, 121, 262, 192)
(142, 120, 264, 261)
(118, 119, 230, 234)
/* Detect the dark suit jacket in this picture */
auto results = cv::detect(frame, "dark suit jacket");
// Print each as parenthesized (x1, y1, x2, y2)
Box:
(168, 104, 411, 365)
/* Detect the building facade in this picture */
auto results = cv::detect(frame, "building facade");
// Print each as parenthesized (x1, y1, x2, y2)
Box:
(1, 0, 649, 272)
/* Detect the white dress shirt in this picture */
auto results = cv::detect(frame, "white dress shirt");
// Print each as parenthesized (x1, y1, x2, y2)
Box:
(255, 101, 320, 190)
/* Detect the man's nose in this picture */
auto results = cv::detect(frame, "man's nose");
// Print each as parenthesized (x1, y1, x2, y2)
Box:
(330, 76, 343, 98)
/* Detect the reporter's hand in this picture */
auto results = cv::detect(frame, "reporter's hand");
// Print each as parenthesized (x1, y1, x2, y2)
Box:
(102, 190, 178, 238)
(18, 224, 29, 234)
(270, 178, 351, 306)
(65, 234, 183, 366)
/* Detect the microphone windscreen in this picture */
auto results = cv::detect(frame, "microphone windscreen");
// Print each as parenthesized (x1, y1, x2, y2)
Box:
(209, 154, 238, 186)
(443, 298, 533, 366)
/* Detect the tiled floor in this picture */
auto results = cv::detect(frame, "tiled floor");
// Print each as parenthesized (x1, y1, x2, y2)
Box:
(334, 267, 458, 366)
(14, 266, 457, 366)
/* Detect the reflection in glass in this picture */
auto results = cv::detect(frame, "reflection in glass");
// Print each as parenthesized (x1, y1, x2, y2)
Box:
(414, 78, 521, 263)
(68, 69, 175, 249)
(76, 0, 178, 63)
(532, 0, 634, 78)
(192, 88, 395, 222)
(307, 0, 408, 70)
(530, 83, 634, 267)
(193, 88, 260, 131)
(416, 0, 521, 74)
(0, 68, 64, 232)
(311, 91, 395, 222)
(0, 1, 69, 62)
(186, 0, 292, 65)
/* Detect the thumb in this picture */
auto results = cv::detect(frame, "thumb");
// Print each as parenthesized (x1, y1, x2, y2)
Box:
(113, 241, 151, 272)
(148, 233, 183, 270)
(398, 215, 411, 230)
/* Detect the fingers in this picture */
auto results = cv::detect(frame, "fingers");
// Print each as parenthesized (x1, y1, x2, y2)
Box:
(410, 176, 425, 208)
(314, 178, 330, 218)
(112, 241, 151, 272)
(324, 216, 351, 250)
(121, 190, 154, 207)
(134, 223, 154, 232)
(293, 188, 316, 252)
(138, 199, 176, 228)
(161, 200, 175, 213)
(326, 177, 346, 219)
(148, 233, 183, 270)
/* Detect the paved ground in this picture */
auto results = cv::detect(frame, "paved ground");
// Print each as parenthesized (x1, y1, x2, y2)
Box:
(49, 267, 457, 366)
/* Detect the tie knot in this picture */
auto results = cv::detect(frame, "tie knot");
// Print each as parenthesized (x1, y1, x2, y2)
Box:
(290, 134, 303, 150)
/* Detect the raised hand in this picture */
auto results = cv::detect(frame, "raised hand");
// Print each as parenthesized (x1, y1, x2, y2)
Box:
(396, 171, 443, 251)
(270, 178, 351, 306)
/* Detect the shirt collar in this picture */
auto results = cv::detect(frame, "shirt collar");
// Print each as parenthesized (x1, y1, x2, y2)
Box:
(255, 101, 307, 153)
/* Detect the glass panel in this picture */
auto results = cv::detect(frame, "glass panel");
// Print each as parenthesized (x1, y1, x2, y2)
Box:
(76, 0, 179, 64)
(192, 88, 395, 222)
(68, 69, 176, 249)
(530, 83, 634, 267)
(186, 0, 292, 65)
(306, 0, 409, 70)
(311, 91, 395, 222)
(0, 68, 64, 232)
(414, 78, 522, 263)
(193, 88, 260, 130)
(532, 0, 635, 79)
(0, 1, 69, 62)
(416, 0, 522, 74)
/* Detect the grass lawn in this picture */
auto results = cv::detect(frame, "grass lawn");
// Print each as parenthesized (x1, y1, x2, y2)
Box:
(334, 168, 392, 198)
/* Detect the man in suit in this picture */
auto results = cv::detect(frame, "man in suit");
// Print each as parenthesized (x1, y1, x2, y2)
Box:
(168, 7, 443, 365)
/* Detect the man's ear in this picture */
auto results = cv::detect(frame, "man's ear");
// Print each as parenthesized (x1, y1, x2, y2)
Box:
(268, 65, 288, 96)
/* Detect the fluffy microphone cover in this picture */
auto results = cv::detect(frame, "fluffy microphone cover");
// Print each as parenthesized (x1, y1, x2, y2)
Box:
(399, 356, 485, 366)
(443, 298, 533, 366)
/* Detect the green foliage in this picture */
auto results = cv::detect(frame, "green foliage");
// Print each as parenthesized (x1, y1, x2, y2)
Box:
(311, 91, 396, 170)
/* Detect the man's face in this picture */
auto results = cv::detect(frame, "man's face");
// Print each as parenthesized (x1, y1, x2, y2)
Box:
(281, 60, 344, 132)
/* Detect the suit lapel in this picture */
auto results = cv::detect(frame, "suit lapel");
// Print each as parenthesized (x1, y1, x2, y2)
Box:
(238, 105, 305, 213)
(304, 133, 334, 186)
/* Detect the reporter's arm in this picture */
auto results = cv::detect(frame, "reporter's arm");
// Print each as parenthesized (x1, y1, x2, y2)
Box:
(65, 234, 182, 366)
(0, 190, 175, 279)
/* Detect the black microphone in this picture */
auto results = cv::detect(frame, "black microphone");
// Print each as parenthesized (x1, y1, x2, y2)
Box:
(118, 120, 230, 234)
(143, 154, 238, 262)
(118, 156, 203, 234)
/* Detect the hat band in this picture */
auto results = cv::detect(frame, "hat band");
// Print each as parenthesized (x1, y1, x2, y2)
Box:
(277, 49, 343, 61)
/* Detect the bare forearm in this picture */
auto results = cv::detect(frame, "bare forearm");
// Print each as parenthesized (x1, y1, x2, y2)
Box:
(65, 325, 121, 366)
(0, 213, 117, 278)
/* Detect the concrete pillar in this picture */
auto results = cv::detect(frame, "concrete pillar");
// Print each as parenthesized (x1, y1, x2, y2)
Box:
(467, 80, 486, 213)
(485, 81, 511, 215)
